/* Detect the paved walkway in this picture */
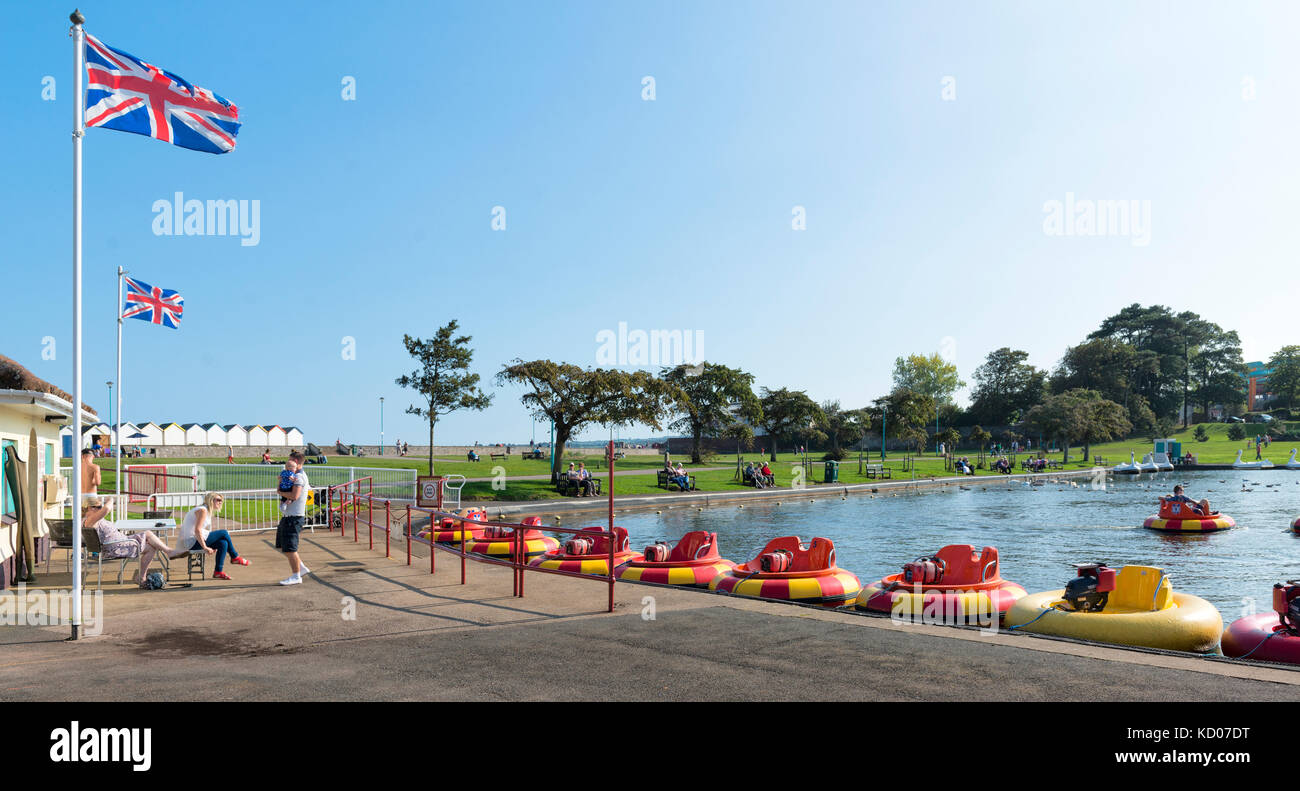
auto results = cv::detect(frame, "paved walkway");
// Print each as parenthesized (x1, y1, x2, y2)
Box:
(3, 519, 1298, 701)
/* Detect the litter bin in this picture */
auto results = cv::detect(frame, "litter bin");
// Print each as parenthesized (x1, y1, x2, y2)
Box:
(824, 460, 839, 483)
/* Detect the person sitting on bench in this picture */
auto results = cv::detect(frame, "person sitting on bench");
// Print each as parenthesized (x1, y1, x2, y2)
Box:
(1163, 484, 1211, 516)
(760, 462, 773, 486)
(670, 463, 691, 491)
(467, 450, 480, 462)
(174, 492, 250, 580)
(82, 496, 188, 587)
(578, 462, 595, 496)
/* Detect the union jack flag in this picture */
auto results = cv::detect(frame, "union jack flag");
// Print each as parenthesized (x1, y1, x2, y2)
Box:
(84, 33, 240, 155)
(122, 277, 184, 329)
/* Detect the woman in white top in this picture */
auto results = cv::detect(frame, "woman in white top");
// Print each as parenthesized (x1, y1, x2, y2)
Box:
(175, 492, 250, 580)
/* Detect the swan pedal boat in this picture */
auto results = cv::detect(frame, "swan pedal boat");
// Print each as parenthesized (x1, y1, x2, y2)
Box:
(708, 536, 861, 608)
(855, 544, 1026, 624)
(1003, 565, 1222, 653)
(1232, 449, 1275, 469)
(616, 530, 736, 587)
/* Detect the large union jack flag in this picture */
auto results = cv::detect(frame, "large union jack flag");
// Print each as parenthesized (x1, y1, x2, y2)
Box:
(122, 277, 184, 329)
(84, 33, 240, 155)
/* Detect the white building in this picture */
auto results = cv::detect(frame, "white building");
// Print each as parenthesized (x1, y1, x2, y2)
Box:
(284, 426, 304, 446)
(246, 425, 268, 447)
(1, 356, 98, 590)
(160, 423, 185, 445)
(182, 423, 207, 446)
(202, 423, 225, 445)
(223, 424, 247, 446)
(266, 425, 286, 446)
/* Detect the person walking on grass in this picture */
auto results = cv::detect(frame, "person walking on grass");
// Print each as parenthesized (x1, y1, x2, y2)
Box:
(276, 450, 311, 585)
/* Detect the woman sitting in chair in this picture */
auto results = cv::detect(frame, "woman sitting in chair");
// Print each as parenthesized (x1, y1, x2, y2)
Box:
(173, 493, 249, 580)
(82, 496, 187, 588)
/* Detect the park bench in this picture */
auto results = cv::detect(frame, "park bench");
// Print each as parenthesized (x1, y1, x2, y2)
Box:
(1092, 456, 1106, 466)
(556, 476, 602, 497)
(864, 464, 892, 480)
(1047, 460, 1063, 470)
(490, 452, 509, 462)
(657, 470, 697, 491)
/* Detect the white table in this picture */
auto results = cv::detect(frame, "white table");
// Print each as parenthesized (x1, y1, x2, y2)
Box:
(111, 518, 177, 537)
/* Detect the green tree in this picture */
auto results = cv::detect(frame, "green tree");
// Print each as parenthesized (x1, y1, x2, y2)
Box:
(497, 361, 681, 480)
(1228, 423, 1246, 442)
(969, 348, 1047, 425)
(893, 353, 965, 405)
(820, 400, 871, 458)
(662, 362, 762, 464)
(395, 321, 493, 475)
(1187, 323, 1246, 422)
(1267, 346, 1300, 409)
(758, 387, 824, 462)
(1193, 425, 1209, 442)
(969, 425, 992, 456)
(1024, 388, 1130, 463)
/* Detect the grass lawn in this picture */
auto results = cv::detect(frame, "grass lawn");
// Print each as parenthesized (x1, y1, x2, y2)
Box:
(64, 423, 1296, 504)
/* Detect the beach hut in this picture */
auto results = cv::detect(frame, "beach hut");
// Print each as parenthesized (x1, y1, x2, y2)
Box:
(284, 426, 304, 446)
(246, 425, 268, 447)
(182, 423, 207, 445)
(266, 425, 287, 446)
(223, 424, 247, 446)
(202, 423, 225, 445)
(160, 422, 186, 446)
(0, 354, 98, 589)
(136, 421, 164, 446)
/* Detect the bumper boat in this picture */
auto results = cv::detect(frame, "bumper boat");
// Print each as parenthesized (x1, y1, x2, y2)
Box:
(1232, 449, 1274, 469)
(1112, 452, 1140, 474)
(616, 530, 736, 587)
(1003, 563, 1222, 653)
(1292, 516, 1300, 534)
(708, 536, 861, 608)
(461, 516, 559, 560)
(1142, 499, 1235, 532)
(417, 507, 488, 543)
(855, 544, 1026, 624)
(1222, 581, 1300, 663)
(528, 526, 641, 574)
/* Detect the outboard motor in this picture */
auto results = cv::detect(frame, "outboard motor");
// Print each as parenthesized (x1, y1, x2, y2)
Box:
(1273, 581, 1300, 634)
(759, 550, 793, 573)
(903, 556, 945, 585)
(1063, 563, 1116, 612)
(483, 525, 510, 539)
(565, 537, 594, 555)
(643, 542, 671, 562)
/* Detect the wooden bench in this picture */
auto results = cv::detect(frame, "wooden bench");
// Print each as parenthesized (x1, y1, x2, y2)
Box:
(490, 452, 509, 462)
(556, 477, 602, 497)
(657, 470, 697, 491)
(864, 464, 892, 479)
(1047, 460, 1063, 470)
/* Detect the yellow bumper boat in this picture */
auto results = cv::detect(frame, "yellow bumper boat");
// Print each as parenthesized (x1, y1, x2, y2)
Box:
(1003, 564, 1222, 653)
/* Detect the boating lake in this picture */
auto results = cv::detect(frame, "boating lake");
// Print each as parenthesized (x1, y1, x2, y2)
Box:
(605, 470, 1300, 618)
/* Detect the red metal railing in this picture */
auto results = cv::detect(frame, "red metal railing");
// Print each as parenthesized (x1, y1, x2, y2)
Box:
(326, 443, 621, 612)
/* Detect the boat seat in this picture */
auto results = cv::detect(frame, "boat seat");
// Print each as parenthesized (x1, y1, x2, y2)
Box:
(1111, 566, 1172, 611)
(575, 525, 628, 554)
(752, 536, 836, 571)
(930, 545, 998, 584)
(668, 531, 716, 562)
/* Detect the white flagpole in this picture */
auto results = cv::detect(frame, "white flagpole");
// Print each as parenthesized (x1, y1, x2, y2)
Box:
(115, 266, 125, 512)
(70, 8, 85, 641)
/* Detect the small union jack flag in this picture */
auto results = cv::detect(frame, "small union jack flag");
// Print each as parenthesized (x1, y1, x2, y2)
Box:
(122, 277, 184, 329)
(84, 33, 240, 155)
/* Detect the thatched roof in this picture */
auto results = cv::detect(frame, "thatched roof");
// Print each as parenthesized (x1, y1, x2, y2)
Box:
(0, 354, 97, 416)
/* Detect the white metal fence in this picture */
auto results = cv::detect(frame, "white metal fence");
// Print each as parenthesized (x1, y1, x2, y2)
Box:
(120, 463, 415, 501)
(143, 487, 336, 534)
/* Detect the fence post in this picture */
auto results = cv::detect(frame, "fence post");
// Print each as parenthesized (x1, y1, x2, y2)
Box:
(385, 499, 390, 558)
(608, 440, 615, 613)
(406, 503, 411, 565)
(368, 494, 373, 550)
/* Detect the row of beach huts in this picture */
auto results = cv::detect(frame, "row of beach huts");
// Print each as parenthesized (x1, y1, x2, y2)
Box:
(65, 422, 305, 448)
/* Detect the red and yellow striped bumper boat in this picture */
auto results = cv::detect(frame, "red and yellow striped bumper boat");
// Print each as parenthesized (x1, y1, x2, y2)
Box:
(529, 526, 642, 574)
(855, 544, 1025, 624)
(461, 516, 559, 559)
(617, 531, 736, 587)
(1143, 499, 1234, 532)
(708, 536, 860, 608)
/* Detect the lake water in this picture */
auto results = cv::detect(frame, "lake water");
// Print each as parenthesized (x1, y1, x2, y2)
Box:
(603, 470, 1300, 618)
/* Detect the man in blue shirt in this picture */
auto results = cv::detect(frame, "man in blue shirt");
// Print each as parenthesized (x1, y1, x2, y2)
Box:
(1164, 484, 1210, 516)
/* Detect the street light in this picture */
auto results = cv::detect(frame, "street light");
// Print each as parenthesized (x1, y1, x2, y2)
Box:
(379, 397, 384, 456)
(106, 381, 113, 432)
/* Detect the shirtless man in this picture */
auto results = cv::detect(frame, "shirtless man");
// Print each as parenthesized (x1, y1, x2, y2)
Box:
(79, 449, 101, 496)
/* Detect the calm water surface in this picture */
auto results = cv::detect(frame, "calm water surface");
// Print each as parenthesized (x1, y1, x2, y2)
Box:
(599, 471, 1300, 617)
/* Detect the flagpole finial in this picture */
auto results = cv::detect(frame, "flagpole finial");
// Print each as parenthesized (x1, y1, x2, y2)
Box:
(70, 9, 84, 25)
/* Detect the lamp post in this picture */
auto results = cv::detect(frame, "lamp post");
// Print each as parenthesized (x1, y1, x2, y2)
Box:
(379, 397, 384, 456)
(106, 381, 113, 439)
(881, 404, 887, 462)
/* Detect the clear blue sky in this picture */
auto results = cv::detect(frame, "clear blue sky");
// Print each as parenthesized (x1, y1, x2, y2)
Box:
(4, 1, 1297, 445)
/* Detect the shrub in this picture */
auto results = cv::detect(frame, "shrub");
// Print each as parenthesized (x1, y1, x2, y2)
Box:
(821, 448, 849, 461)
(1193, 425, 1209, 442)
(1228, 424, 1246, 441)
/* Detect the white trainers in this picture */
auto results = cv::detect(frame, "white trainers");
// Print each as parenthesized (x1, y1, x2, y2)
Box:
(278, 574, 302, 586)
(298, 564, 310, 576)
